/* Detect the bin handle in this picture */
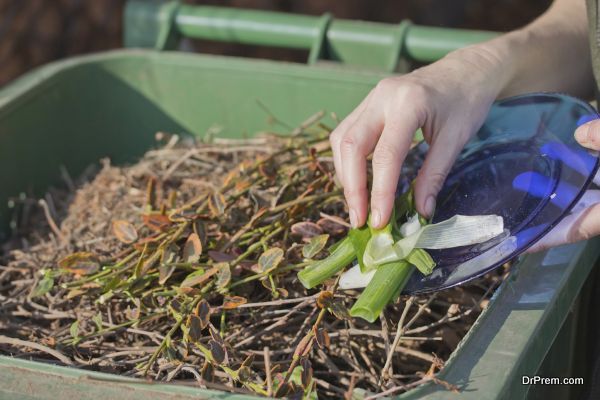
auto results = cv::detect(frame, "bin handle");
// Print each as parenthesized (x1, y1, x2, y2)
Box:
(124, 0, 499, 72)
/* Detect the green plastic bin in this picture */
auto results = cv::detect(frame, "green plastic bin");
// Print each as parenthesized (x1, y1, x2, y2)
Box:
(0, 2, 598, 399)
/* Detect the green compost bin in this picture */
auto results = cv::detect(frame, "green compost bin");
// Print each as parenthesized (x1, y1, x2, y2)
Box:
(0, 2, 598, 399)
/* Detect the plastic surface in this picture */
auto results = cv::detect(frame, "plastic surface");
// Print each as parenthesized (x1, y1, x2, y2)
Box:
(404, 93, 600, 294)
(124, 1, 499, 70)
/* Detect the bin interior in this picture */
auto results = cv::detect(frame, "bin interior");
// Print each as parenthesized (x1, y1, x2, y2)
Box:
(0, 50, 386, 239)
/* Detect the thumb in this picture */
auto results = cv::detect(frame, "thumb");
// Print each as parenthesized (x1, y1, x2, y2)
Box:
(527, 190, 600, 253)
(574, 119, 600, 150)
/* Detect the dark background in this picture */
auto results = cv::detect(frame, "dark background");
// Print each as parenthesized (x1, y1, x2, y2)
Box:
(0, 0, 552, 87)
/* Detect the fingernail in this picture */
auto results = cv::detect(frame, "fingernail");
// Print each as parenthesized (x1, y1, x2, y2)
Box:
(425, 196, 436, 218)
(349, 208, 358, 228)
(371, 209, 381, 228)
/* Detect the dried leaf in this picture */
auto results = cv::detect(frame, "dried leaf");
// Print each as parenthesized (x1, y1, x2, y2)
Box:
(201, 361, 214, 381)
(222, 169, 238, 187)
(209, 340, 226, 364)
(316, 217, 347, 235)
(157, 265, 175, 286)
(182, 233, 203, 263)
(293, 335, 313, 359)
(188, 314, 203, 342)
(58, 252, 100, 276)
(215, 262, 231, 288)
(158, 244, 179, 285)
(209, 326, 224, 344)
(316, 291, 334, 309)
(145, 176, 157, 210)
(241, 353, 255, 368)
(208, 192, 226, 217)
(300, 358, 313, 389)
(142, 213, 171, 232)
(168, 210, 196, 222)
(66, 288, 84, 299)
(329, 300, 350, 320)
(208, 250, 235, 263)
(314, 328, 330, 349)
(111, 220, 138, 244)
(302, 234, 329, 259)
(237, 366, 252, 381)
(234, 179, 252, 192)
(258, 248, 284, 274)
(181, 268, 216, 288)
(223, 296, 247, 310)
(196, 299, 211, 329)
(258, 162, 277, 180)
(193, 220, 207, 245)
(290, 221, 323, 239)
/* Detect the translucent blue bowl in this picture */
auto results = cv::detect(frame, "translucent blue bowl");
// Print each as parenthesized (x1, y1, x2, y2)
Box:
(403, 93, 600, 294)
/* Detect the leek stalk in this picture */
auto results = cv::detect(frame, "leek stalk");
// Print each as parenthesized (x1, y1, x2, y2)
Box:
(297, 237, 355, 289)
(349, 261, 414, 323)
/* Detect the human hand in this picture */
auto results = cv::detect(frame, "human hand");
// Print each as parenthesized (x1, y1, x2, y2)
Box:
(330, 47, 509, 229)
(528, 121, 600, 252)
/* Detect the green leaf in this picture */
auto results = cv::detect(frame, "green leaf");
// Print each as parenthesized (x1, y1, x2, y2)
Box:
(31, 273, 54, 298)
(302, 234, 329, 259)
(406, 249, 436, 275)
(215, 262, 231, 289)
(69, 320, 80, 339)
(393, 183, 415, 221)
(92, 313, 103, 331)
(258, 247, 284, 273)
(348, 226, 371, 272)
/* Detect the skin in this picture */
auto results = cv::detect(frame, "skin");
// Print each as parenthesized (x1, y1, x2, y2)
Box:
(331, 0, 600, 249)
(528, 123, 600, 252)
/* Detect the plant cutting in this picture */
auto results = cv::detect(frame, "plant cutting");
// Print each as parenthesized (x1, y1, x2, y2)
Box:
(298, 185, 505, 322)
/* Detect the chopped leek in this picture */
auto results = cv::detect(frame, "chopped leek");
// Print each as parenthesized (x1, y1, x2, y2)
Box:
(297, 184, 505, 323)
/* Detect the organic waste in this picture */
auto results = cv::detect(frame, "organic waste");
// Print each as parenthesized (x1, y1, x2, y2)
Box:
(0, 112, 510, 399)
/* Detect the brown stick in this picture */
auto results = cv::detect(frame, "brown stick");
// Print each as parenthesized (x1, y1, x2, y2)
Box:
(264, 346, 272, 397)
(0, 335, 74, 365)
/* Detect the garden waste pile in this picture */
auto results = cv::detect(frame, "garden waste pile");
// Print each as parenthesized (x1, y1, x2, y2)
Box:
(0, 114, 509, 399)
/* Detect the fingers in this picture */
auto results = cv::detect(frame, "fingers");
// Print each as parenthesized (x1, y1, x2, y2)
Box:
(567, 202, 600, 243)
(370, 115, 421, 228)
(330, 91, 373, 186)
(339, 107, 383, 228)
(527, 190, 600, 252)
(414, 127, 468, 218)
(575, 119, 600, 150)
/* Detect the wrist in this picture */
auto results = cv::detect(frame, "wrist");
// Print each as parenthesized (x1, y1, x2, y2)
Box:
(442, 41, 515, 101)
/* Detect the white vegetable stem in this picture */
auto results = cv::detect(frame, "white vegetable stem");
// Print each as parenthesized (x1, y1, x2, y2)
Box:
(339, 264, 376, 289)
(399, 213, 421, 237)
(361, 214, 504, 276)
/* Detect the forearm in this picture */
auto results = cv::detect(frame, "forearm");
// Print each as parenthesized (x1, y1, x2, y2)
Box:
(453, 0, 594, 99)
